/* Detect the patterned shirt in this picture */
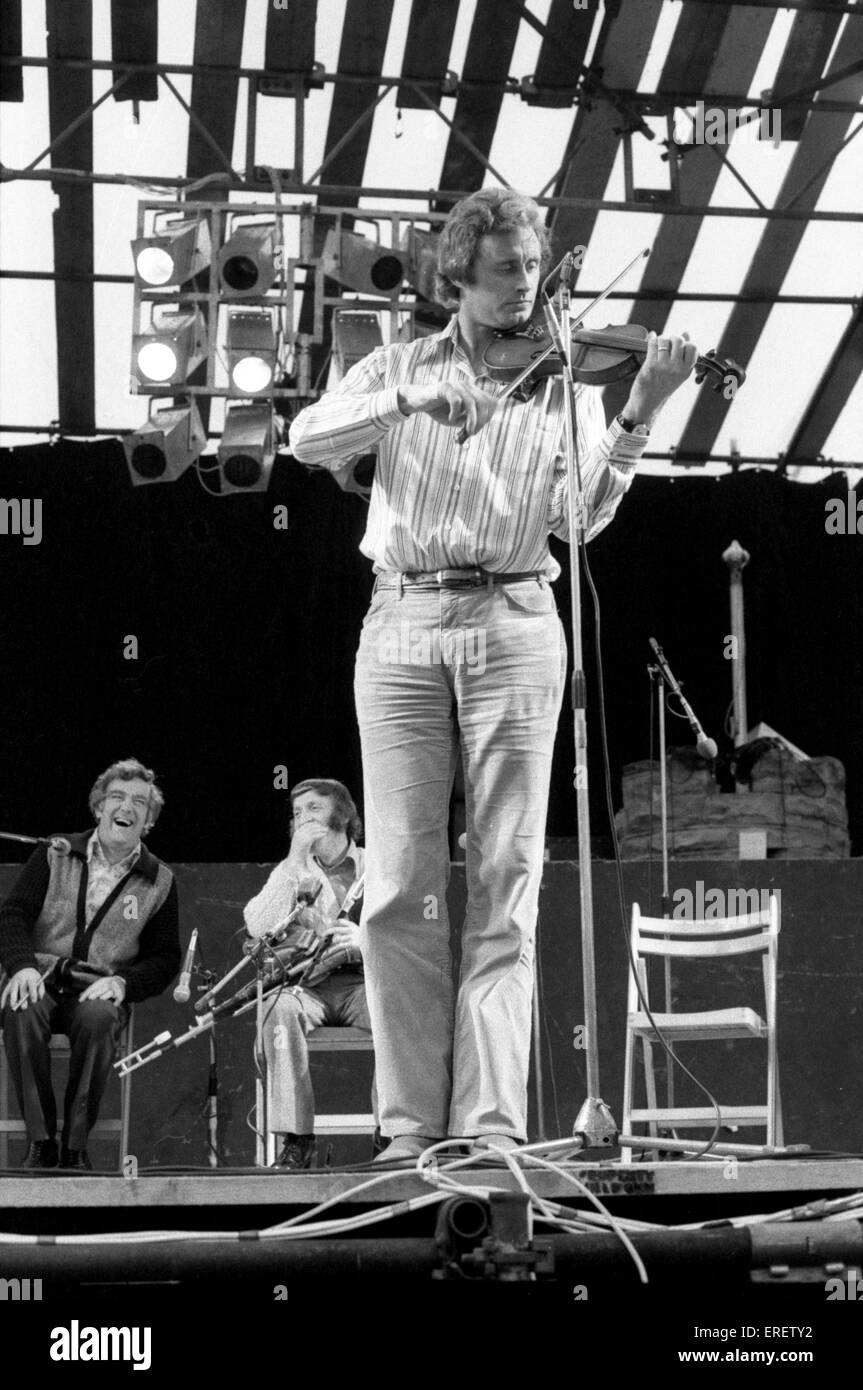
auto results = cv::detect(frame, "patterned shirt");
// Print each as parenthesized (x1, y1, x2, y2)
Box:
(288, 316, 648, 581)
(85, 831, 141, 925)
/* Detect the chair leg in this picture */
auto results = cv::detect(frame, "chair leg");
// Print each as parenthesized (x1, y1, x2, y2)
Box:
(621, 1026, 635, 1162)
(771, 1053, 784, 1147)
(642, 1037, 659, 1137)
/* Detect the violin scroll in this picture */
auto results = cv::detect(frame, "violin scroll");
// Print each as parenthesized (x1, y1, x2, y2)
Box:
(694, 349, 746, 400)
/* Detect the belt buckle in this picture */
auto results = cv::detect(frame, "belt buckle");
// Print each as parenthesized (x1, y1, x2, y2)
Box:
(439, 567, 482, 587)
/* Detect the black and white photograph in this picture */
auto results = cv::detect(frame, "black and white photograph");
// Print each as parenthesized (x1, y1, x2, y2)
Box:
(0, 0, 861, 1369)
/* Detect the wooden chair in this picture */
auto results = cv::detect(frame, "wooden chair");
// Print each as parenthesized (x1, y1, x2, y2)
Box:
(621, 896, 782, 1156)
(262, 1025, 377, 1166)
(0, 1010, 134, 1169)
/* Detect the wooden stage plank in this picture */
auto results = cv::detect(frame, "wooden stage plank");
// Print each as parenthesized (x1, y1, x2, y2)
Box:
(1, 1157, 861, 1210)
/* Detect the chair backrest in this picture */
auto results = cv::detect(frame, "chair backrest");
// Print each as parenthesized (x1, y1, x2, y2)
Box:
(628, 895, 781, 1020)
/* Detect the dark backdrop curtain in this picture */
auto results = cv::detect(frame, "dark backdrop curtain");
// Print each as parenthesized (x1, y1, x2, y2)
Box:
(0, 441, 859, 860)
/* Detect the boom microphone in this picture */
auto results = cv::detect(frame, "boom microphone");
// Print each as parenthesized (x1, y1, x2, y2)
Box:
(649, 638, 718, 761)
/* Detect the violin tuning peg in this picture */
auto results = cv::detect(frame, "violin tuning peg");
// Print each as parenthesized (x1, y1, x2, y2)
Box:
(728, 358, 746, 386)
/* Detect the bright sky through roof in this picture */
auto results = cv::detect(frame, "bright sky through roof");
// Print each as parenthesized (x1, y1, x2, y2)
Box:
(0, 0, 860, 477)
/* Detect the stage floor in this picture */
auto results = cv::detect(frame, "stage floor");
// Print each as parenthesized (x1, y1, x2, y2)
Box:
(2, 1154, 861, 1214)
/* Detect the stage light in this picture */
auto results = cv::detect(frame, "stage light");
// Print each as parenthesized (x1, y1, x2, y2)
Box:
(402, 226, 439, 302)
(132, 310, 208, 386)
(122, 402, 206, 487)
(321, 229, 405, 297)
(226, 310, 277, 396)
(131, 218, 211, 287)
(328, 310, 382, 386)
(217, 403, 277, 493)
(218, 224, 278, 297)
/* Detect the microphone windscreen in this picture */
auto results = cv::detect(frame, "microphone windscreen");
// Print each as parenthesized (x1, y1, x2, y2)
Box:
(697, 737, 718, 761)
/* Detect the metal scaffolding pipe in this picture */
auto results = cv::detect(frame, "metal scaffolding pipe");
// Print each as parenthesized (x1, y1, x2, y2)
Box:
(0, 1220, 859, 1283)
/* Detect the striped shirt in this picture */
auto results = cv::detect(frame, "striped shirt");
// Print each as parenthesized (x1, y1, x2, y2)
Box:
(288, 316, 649, 581)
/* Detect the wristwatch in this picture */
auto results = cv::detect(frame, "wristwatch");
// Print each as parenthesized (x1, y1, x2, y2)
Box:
(616, 413, 650, 437)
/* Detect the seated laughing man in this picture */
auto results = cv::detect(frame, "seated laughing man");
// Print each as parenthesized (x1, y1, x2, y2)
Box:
(0, 758, 180, 1170)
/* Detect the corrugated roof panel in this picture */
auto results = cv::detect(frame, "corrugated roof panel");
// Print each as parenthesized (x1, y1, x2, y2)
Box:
(769, 0, 848, 141)
(0, 0, 24, 103)
(676, 16, 863, 459)
(47, 0, 95, 434)
(550, 0, 665, 262)
(435, 0, 522, 203)
(185, 0, 247, 180)
(110, 0, 158, 104)
(264, 0, 317, 74)
(396, 0, 460, 110)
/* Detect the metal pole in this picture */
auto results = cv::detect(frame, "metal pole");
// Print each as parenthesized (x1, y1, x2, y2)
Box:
(723, 540, 751, 752)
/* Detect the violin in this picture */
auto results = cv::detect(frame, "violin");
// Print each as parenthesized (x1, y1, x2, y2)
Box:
(483, 318, 746, 403)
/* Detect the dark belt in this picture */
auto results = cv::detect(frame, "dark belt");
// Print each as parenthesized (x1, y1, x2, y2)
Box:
(375, 568, 544, 590)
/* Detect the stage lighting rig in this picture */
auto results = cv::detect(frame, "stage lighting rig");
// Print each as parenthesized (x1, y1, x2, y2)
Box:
(217, 403, 278, 493)
(132, 309, 208, 386)
(321, 229, 405, 298)
(131, 217, 211, 288)
(218, 223, 279, 297)
(226, 310, 278, 396)
(122, 402, 206, 487)
(402, 226, 439, 303)
(327, 310, 383, 387)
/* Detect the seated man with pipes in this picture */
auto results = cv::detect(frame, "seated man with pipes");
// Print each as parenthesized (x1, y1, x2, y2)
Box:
(0, 758, 180, 1170)
(243, 778, 371, 1170)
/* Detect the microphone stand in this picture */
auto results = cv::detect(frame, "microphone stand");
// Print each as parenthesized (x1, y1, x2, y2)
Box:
(543, 282, 616, 1153)
(197, 965, 221, 1168)
(647, 658, 675, 1117)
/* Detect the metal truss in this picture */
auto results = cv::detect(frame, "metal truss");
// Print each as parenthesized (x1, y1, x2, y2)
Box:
(1, 55, 861, 225)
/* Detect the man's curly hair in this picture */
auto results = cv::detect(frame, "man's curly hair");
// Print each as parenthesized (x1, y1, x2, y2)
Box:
(434, 187, 551, 310)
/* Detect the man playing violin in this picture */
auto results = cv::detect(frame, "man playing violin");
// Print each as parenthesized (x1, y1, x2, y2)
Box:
(243, 779, 370, 1169)
(289, 188, 697, 1162)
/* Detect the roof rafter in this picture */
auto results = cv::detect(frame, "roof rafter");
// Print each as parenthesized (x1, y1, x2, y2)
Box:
(675, 18, 863, 459)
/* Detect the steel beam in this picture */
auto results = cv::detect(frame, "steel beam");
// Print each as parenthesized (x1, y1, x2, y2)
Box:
(679, 0, 863, 14)
(4, 268, 858, 305)
(3, 165, 863, 222)
(2, 58, 862, 113)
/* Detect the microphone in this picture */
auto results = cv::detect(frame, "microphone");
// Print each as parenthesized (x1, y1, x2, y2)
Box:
(649, 638, 718, 761)
(542, 300, 568, 360)
(540, 246, 580, 299)
(297, 878, 322, 907)
(173, 926, 199, 1004)
(558, 251, 575, 296)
